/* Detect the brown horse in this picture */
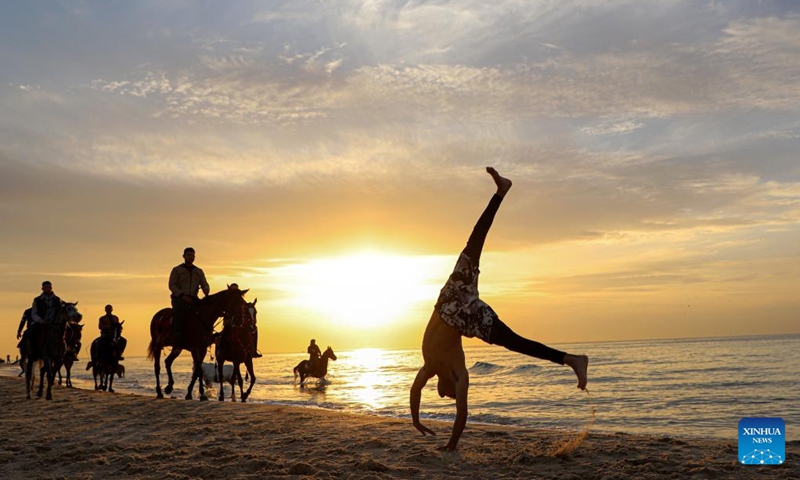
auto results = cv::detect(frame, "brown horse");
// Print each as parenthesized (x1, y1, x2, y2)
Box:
(147, 289, 248, 400)
(215, 299, 258, 402)
(57, 320, 84, 388)
(24, 302, 83, 400)
(294, 346, 337, 384)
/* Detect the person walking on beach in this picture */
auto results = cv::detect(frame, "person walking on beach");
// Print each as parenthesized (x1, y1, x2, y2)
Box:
(168, 247, 210, 344)
(98, 304, 126, 360)
(409, 167, 589, 451)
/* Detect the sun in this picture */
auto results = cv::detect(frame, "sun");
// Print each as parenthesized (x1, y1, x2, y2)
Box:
(271, 251, 447, 328)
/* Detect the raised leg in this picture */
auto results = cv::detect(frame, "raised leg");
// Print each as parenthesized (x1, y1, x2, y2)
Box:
(460, 168, 511, 268)
(164, 348, 181, 395)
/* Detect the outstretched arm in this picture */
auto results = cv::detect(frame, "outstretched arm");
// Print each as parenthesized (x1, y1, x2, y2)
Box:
(17, 312, 27, 339)
(410, 366, 436, 436)
(444, 371, 469, 451)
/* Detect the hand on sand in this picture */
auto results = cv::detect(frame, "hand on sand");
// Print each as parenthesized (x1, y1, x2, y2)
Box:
(413, 422, 436, 436)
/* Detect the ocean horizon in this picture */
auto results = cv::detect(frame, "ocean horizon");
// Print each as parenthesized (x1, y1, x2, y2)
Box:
(3, 333, 798, 441)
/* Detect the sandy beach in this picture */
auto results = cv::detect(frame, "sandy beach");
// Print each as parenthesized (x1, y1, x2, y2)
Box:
(0, 377, 796, 479)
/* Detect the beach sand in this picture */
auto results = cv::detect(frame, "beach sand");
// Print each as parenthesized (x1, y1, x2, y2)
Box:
(0, 376, 796, 479)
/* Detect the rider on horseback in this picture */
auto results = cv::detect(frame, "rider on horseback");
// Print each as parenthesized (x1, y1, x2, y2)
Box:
(307, 339, 321, 373)
(169, 247, 210, 345)
(19, 281, 65, 359)
(97, 304, 127, 360)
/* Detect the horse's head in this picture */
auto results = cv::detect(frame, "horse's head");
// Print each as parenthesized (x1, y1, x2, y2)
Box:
(113, 320, 124, 343)
(64, 321, 83, 349)
(60, 301, 83, 324)
(200, 288, 249, 326)
(323, 346, 337, 361)
(244, 298, 258, 327)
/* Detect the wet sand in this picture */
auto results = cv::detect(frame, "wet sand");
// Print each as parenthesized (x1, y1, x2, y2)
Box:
(0, 376, 796, 479)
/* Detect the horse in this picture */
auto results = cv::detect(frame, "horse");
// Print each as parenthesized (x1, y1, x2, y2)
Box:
(57, 320, 84, 388)
(24, 301, 83, 400)
(215, 298, 258, 402)
(86, 321, 124, 392)
(147, 288, 248, 400)
(201, 361, 241, 400)
(293, 346, 337, 384)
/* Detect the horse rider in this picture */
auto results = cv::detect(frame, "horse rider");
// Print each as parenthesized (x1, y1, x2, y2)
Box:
(226, 283, 262, 358)
(98, 304, 126, 360)
(18, 280, 63, 357)
(307, 339, 321, 371)
(168, 247, 210, 344)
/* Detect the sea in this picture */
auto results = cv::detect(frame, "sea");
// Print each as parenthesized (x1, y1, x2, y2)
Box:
(3, 334, 798, 441)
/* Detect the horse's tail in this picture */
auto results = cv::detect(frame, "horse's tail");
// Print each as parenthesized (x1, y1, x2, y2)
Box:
(85, 361, 93, 371)
(146, 339, 156, 361)
(293, 365, 299, 382)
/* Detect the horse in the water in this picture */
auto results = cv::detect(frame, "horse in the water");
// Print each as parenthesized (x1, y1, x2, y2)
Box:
(87, 321, 124, 392)
(24, 302, 83, 400)
(293, 346, 337, 384)
(147, 288, 248, 400)
(215, 298, 258, 402)
(57, 320, 84, 388)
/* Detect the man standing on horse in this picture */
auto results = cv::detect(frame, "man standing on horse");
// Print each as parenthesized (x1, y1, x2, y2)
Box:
(169, 247, 210, 344)
(98, 304, 126, 360)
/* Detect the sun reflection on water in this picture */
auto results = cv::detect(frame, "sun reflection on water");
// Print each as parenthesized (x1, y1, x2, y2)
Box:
(343, 348, 400, 410)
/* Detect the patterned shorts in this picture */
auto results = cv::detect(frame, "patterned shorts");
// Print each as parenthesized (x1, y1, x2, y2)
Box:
(435, 252, 498, 342)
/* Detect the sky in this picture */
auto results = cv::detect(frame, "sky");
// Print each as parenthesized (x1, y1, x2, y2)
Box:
(1, 1, 799, 358)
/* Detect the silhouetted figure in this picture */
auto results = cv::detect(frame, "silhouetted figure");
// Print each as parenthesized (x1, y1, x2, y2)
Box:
(307, 339, 321, 371)
(169, 247, 210, 345)
(97, 304, 126, 360)
(410, 167, 589, 451)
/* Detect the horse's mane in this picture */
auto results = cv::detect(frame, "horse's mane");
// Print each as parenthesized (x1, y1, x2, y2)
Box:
(198, 289, 238, 304)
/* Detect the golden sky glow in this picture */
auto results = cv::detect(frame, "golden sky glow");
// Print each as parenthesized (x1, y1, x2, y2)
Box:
(1, 2, 800, 357)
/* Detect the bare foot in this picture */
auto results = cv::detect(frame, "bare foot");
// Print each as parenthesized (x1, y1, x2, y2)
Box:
(486, 166, 512, 196)
(564, 354, 588, 390)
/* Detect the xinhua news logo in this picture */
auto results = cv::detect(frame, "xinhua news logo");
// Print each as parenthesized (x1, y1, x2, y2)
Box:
(739, 418, 785, 465)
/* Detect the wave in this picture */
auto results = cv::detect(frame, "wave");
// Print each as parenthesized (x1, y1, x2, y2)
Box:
(469, 361, 504, 375)
(507, 364, 541, 375)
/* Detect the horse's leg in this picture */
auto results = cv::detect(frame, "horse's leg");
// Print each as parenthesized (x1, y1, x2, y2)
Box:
(217, 358, 225, 402)
(235, 362, 244, 402)
(36, 361, 46, 398)
(25, 358, 33, 399)
(45, 360, 56, 400)
(196, 350, 208, 401)
(242, 359, 255, 402)
(108, 367, 115, 393)
(153, 346, 163, 398)
(65, 359, 72, 388)
(57, 363, 63, 386)
(164, 348, 181, 395)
